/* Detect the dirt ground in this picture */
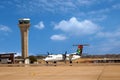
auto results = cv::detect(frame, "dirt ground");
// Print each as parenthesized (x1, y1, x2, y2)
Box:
(0, 64, 120, 80)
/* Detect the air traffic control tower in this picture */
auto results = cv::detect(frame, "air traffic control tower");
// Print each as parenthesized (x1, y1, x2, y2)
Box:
(18, 18, 30, 60)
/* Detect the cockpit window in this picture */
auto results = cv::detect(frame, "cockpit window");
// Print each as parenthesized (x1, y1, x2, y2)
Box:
(47, 56, 52, 58)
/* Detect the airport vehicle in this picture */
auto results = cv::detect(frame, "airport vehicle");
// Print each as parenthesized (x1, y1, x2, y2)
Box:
(43, 44, 89, 64)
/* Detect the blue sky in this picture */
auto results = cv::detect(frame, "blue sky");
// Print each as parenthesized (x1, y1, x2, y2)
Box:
(0, 0, 120, 56)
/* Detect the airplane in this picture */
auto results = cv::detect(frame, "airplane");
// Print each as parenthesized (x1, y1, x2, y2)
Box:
(43, 44, 89, 64)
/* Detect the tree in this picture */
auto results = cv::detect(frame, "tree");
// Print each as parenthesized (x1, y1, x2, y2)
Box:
(29, 55, 37, 64)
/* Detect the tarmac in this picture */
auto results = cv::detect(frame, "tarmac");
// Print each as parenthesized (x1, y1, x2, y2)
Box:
(0, 63, 120, 80)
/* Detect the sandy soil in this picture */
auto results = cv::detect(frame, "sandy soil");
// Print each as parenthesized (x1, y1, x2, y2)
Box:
(0, 64, 120, 80)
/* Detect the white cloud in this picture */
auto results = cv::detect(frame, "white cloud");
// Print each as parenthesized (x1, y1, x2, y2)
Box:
(92, 38, 120, 54)
(0, 25, 11, 32)
(88, 8, 110, 15)
(91, 28, 120, 54)
(112, 3, 120, 9)
(0, 5, 4, 9)
(50, 34, 67, 41)
(2, 0, 97, 14)
(54, 17, 100, 36)
(76, 0, 96, 5)
(34, 21, 45, 30)
(96, 29, 120, 38)
(1, 0, 116, 21)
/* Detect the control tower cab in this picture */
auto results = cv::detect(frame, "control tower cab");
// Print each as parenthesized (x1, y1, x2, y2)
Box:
(19, 18, 30, 24)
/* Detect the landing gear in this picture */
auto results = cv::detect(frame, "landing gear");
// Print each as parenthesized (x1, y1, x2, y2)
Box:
(70, 61, 72, 64)
(53, 61, 57, 66)
(69, 60, 72, 66)
(46, 61, 48, 66)
(45, 61, 57, 66)
(46, 61, 48, 64)
(53, 61, 56, 64)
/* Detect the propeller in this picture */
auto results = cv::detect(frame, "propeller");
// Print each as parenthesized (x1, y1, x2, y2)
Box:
(63, 51, 67, 61)
(47, 52, 50, 55)
(65, 51, 67, 59)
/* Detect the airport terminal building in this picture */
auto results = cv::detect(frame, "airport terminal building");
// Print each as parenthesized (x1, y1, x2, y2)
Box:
(0, 53, 15, 64)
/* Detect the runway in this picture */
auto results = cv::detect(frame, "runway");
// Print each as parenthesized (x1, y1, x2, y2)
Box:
(0, 64, 120, 80)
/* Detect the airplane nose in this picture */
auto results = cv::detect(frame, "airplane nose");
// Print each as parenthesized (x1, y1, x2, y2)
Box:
(43, 58, 46, 61)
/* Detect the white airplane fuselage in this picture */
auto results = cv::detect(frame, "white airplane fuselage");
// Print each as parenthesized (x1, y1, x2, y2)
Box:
(44, 53, 80, 62)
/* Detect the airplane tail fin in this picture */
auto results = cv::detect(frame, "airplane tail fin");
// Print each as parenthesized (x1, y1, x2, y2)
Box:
(76, 45, 83, 56)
